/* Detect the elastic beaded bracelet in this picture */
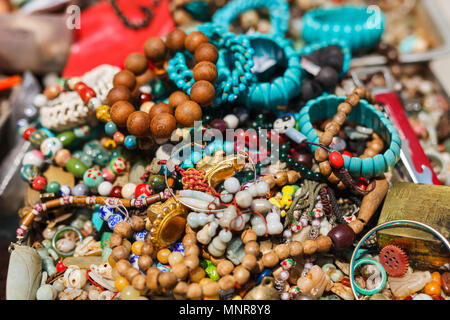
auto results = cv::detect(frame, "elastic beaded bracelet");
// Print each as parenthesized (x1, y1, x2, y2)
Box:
(241, 32, 304, 113)
(212, 0, 290, 36)
(302, 6, 385, 52)
(297, 90, 401, 180)
(300, 39, 352, 77)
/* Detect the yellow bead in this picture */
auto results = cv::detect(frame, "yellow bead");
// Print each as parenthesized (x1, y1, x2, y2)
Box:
(120, 285, 140, 300)
(131, 241, 144, 255)
(189, 266, 205, 283)
(108, 255, 116, 268)
(232, 295, 242, 300)
(102, 138, 117, 149)
(157, 248, 171, 264)
(281, 185, 295, 195)
(115, 276, 130, 292)
(96, 105, 111, 122)
(168, 252, 184, 266)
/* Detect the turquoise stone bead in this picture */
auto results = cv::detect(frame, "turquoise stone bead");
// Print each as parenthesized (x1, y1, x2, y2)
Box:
(83, 168, 104, 189)
(349, 157, 362, 177)
(46, 181, 61, 193)
(361, 158, 375, 178)
(105, 121, 117, 136)
(390, 141, 401, 162)
(343, 154, 351, 169)
(57, 131, 76, 147)
(124, 135, 137, 149)
(65, 158, 88, 178)
(372, 154, 386, 177)
(383, 149, 396, 171)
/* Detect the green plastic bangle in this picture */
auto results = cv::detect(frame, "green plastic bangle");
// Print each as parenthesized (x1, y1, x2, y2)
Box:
(352, 258, 387, 296)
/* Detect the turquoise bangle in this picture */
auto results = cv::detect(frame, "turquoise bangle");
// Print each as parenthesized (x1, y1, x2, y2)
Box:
(296, 94, 401, 178)
(212, 0, 290, 36)
(241, 33, 304, 113)
(51, 226, 84, 258)
(352, 258, 387, 296)
(302, 6, 385, 52)
(299, 39, 352, 77)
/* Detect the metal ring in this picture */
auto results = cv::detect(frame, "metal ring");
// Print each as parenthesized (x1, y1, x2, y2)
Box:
(349, 219, 450, 300)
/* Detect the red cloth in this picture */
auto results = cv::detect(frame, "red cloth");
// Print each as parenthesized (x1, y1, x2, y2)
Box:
(63, 0, 175, 77)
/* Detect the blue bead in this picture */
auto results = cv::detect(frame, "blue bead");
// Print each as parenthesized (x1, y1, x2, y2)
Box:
(124, 135, 137, 149)
(105, 121, 117, 136)
(256, 268, 272, 285)
(99, 205, 115, 221)
(107, 214, 123, 230)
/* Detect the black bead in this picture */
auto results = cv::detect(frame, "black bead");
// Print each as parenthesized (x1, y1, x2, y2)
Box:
(316, 66, 339, 91)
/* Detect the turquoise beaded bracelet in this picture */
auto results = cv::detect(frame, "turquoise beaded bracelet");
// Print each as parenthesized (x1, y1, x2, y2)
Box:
(241, 32, 304, 113)
(295, 94, 401, 179)
(167, 23, 255, 105)
(212, 0, 290, 36)
(302, 6, 385, 52)
(300, 39, 352, 77)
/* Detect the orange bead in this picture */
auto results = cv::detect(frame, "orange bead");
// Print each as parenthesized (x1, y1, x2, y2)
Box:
(131, 241, 144, 255)
(424, 280, 441, 296)
(115, 276, 130, 291)
(157, 248, 171, 264)
(189, 266, 205, 283)
(431, 272, 441, 283)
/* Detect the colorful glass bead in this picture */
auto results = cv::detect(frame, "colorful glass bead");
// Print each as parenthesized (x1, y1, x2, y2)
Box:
(329, 151, 344, 168)
(59, 185, 71, 196)
(83, 168, 104, 189)
(102, 168, 115, 182)
(105, 121, 118, 136)
(65, 157, 88, 178)
(74, 125, 91, 138)
(29, 129, 48, 146)
(94, 149, 110, 166)
(40, 137, 63, 159)
(20, 165, 39, 183)
(55, 149, 72, 167)
(109, 186, 122, 198)
(79, 87, 96, 103)
(98, 181, 113, 196)
(56, 131, 76, 147)
(113, 132, 125, 144)
(72, 183, 89, 196)
(110, 157, 127, 175)
(32, 176, 47, 191)
(124, 135, 137, 149)
(79, 153, 94, 167)
(107, 213, 124, 230)
(22, 150, 45, 168)
(46, 181, 61, 193)
(96, 105, 111, 122)
(135, 183, 151, 198)
(22, 127, 36, 140)
(99, 205, 116, 221)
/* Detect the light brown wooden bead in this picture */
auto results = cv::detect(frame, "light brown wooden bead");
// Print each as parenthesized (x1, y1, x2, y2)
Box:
(302, 240, 318, 255)
(182, 233, 197, 247)
(241, 254, 257, 271)
(144, 38, 167, 63)
(114, 221, 132, 238)
(316, 236, 333, 252)
(168, 91, 189, 108)
(262, 175, 276, 189)
(125, 267, 141, 282)
(159, 271, 177, 289)
(113, 70, 136, 91)
(262, 251, 279, 268)
(132, 274, 146, 291)
(337, 102, 352, 115)
(348, 220, 365, 235)
(172, 262, 189, 279)
(274, 171, 288, 187)
(328, 172, 340, 184)
(193, 61, 218, 83)
(150, 113, 177, 138)
(136, 68, 156, 87)
(319, 161, 332, 177)
(354, 86, 366, 98)
(145, 267, 160, 290)
(319, 131, 334, 147)
(289, 241, 303, 257)
(217, 260, 234, 276)
(110, 100, 135, 127)
(241, 229, 257, 244)
(287, 170, 301, 184)
(185, 31, 208, 53)
(109, 233, 122, 248)
(364, 148, 378, 157)
(194, 43, 218, 64)
(314, 148, 328, 162)
(173, 8, 193, 25)
(324, 121, 340, 136)
(141, 242, 154, 256)
(274, 244, 290, 260)
(190, 80, 215, 106)
(138, 255, 153, 271)
(175, 100, 202, 127)
(358, 179, 389, 224)
(346, 93, 360, 107)
(184, 245, 200, 257)
(203, 282, 219, 298)
(116, 259, 131, 275)
(218, 275, 235, 291)
(122, 240, 132, 252)
(127, 111, 151, 137)
(337, 181, 346, 190)
(174, 281, 188, 298)
(244, 241, 260, 257)
(186, 283, 203, 300)
(125, 52, 148, 75)
(184, 254, 200, 270)
(165, 29, 186, 51)
(130, 215, 145, 231)
(148, 102, 172, 119)
(107, 86, 131, 106)
(332, 112, 347, 126)
(233, 266, 250, 286)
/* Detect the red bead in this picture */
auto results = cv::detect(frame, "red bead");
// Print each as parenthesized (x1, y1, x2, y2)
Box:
(109, 186, 123, 198)
(341, 277, 350, 287)
(74, 81, 87, 92)
(135, 183, 151, 198)
(23, 127, 36, 140)
(403, 296, 413, 300)
(32, 176, 47, 191)
(327, 223, 355, 250)
(342, 150, 353, 158)
(358, 183, 367, 190)
(329, 151, 344, 168)
(433, 295, 445, 300)
(79, 87, 96, 102)
(56, 260, 67, 273)
(140, 92, 151, 104)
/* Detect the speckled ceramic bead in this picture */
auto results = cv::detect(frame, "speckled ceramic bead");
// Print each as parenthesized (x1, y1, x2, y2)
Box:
(83, 168, 104, 189)
(110, 156, 127, 175)
(40, 137, 63, 159)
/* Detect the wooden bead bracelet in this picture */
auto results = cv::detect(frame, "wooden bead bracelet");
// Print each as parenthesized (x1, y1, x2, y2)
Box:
(107, 28, 219, 141)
